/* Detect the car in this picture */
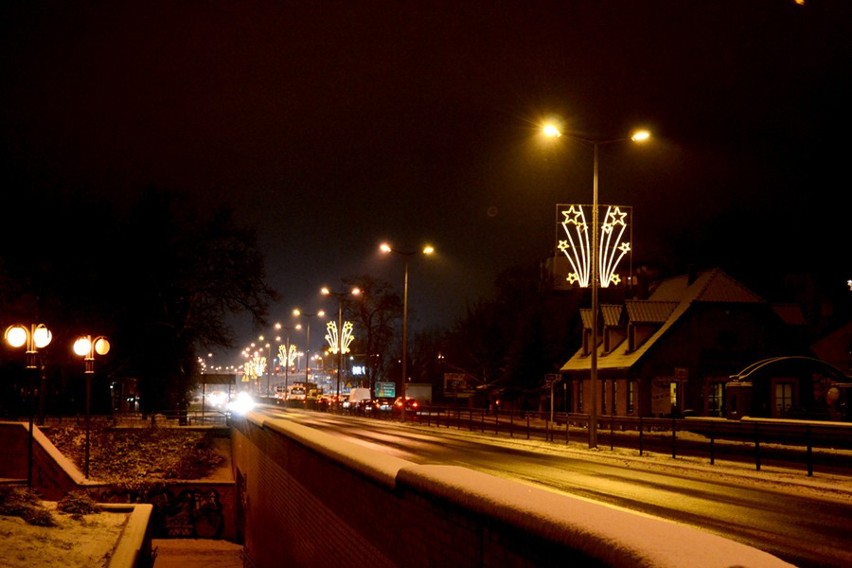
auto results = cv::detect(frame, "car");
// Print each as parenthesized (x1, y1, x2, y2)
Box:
(392, 396, 421, 415)
(373, 397, 395, 412)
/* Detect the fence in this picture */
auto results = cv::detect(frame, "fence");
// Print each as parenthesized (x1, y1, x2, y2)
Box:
(405, 406, 852, 477)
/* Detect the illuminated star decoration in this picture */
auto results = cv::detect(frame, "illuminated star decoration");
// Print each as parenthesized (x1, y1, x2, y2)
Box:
(325, 321, 355, 354)
(278, 343, 298, 368)
(557, 204, 632, 288)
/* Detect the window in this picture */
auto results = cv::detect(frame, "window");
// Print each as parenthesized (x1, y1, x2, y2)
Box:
(775, 382, 793, 416)
(578, 381, 584, 412)
(709, 382, 725, 417)
(669, 382, 678, 410)
(601, 380, 607, 414)
(627, 381, 635, 414)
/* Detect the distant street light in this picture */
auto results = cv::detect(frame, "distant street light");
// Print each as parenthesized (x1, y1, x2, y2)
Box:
(258, 330, 282, 398)
(321, 286, 361, 408)
(5, 323, 52, 488)
(292, 308, 325, 391)
(72, 335, 111, 479)
(276, 323, 299, 391)
(380, 242, 435, 422)
(542, 121, 650, 449)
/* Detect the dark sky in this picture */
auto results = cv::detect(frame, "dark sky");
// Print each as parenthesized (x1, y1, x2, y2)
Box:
(2, 1, 850, 363)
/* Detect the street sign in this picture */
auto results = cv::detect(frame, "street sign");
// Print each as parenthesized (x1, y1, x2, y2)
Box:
(375, 381, 396, 398)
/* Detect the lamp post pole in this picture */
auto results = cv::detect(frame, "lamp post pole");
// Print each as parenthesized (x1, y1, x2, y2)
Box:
(276, 324, 296, 391)
(293, 309, 324, 393)
(5, 323, 52, 488)
(73, 335, 110, 479)
(589, 141, 600, 449)
(321, 286, 361, 408)
(380, 242, 434, 422)
(542, 123, 650, 449)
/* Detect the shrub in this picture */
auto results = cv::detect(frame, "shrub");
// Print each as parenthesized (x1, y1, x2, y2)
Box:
(0, 487, 56, 527)
(57, 490, 101, 516)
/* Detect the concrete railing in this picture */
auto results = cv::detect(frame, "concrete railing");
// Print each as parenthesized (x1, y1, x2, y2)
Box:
(231, 411, 793, 567)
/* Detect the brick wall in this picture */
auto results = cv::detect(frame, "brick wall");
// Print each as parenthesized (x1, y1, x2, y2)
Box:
(231, 412, 790, 568)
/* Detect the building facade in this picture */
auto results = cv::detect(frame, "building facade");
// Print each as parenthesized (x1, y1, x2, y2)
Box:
(559, 268, 828, 419)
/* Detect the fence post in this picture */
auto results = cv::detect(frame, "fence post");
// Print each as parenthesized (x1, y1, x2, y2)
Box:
(639, 416, 644, 456)
(671, 415, 677, 459)
(754, 423, 761, 471)
(806, 425, 813, 477)
(709, 421, 715, 465)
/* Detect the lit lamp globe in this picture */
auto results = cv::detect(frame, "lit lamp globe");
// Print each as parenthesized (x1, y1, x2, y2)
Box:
(73, 336, 111, 357)
(4, 324, 52, 349)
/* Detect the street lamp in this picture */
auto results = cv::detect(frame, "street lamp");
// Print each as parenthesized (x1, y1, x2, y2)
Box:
(543, 122, 650, 449)
(292, 308, 325, 392)
(72, 335, 110, 479)
(5, 323, 52, 488)
(276, 323, 298, 391)
(380, 242, 435, 422)
(258, 331, 282, 398)
(321, 285, 361, 407)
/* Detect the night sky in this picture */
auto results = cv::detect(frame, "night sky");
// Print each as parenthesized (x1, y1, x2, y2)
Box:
(2, 1, 850, 363)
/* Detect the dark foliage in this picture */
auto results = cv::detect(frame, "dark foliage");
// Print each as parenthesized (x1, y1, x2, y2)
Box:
(0, 185, 276, 415)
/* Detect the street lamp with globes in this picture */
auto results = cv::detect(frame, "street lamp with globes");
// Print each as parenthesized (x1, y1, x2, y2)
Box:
(321, 285, 361, 407)
(379, 242, 435, 422)
(5, 323, 52, 488)
(72, 335, 111, 478)
(542, 121, 650, 449)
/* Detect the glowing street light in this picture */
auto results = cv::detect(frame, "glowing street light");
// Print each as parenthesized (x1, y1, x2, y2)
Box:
(321, 285, 361, 407)
(542, 121, 650, 448)
(379, 242, 435, 422)
(72, 335, 111, 479)
(5, 323, 52, 488)
(292, 308, 325, 391)
(276, 323, 299, 391)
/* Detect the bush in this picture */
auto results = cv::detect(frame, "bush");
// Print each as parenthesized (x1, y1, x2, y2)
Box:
(57, 490, 101, 516)
(0, 487, 56, 527)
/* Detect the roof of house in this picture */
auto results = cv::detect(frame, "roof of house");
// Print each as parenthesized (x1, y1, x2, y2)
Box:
(561, 268, 768, 373)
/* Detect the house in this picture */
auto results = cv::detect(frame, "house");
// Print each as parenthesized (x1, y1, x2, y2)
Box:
(559, 268, 814, 418)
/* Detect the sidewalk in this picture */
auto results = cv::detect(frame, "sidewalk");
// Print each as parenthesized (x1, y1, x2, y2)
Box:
(152, 539, 244, 568)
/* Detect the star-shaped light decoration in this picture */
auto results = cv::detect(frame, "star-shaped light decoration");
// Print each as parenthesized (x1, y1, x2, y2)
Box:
(557, 203, 632, 289)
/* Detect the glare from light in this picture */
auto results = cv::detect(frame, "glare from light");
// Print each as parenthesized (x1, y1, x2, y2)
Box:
(228, 391, 256, 414)
(33, 325, 53, 348)
(5, 326, 28, 348)
(631, 129, 651, 142)
(73, 337, 91, 356)
(542, 123, 562, 138)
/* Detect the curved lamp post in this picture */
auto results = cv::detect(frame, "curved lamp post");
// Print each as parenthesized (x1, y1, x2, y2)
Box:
(73, 335, 110, 479)
(321, 285, 361, 408)
(5, 323, 52, 488)
(292, 308, 325, 393)
(542, 121, 650, 448)
(379, 242, 435, 422)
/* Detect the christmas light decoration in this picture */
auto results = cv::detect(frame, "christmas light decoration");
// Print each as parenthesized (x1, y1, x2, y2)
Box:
(325, 321, 355, 354)
(557, 203, 632, 288)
